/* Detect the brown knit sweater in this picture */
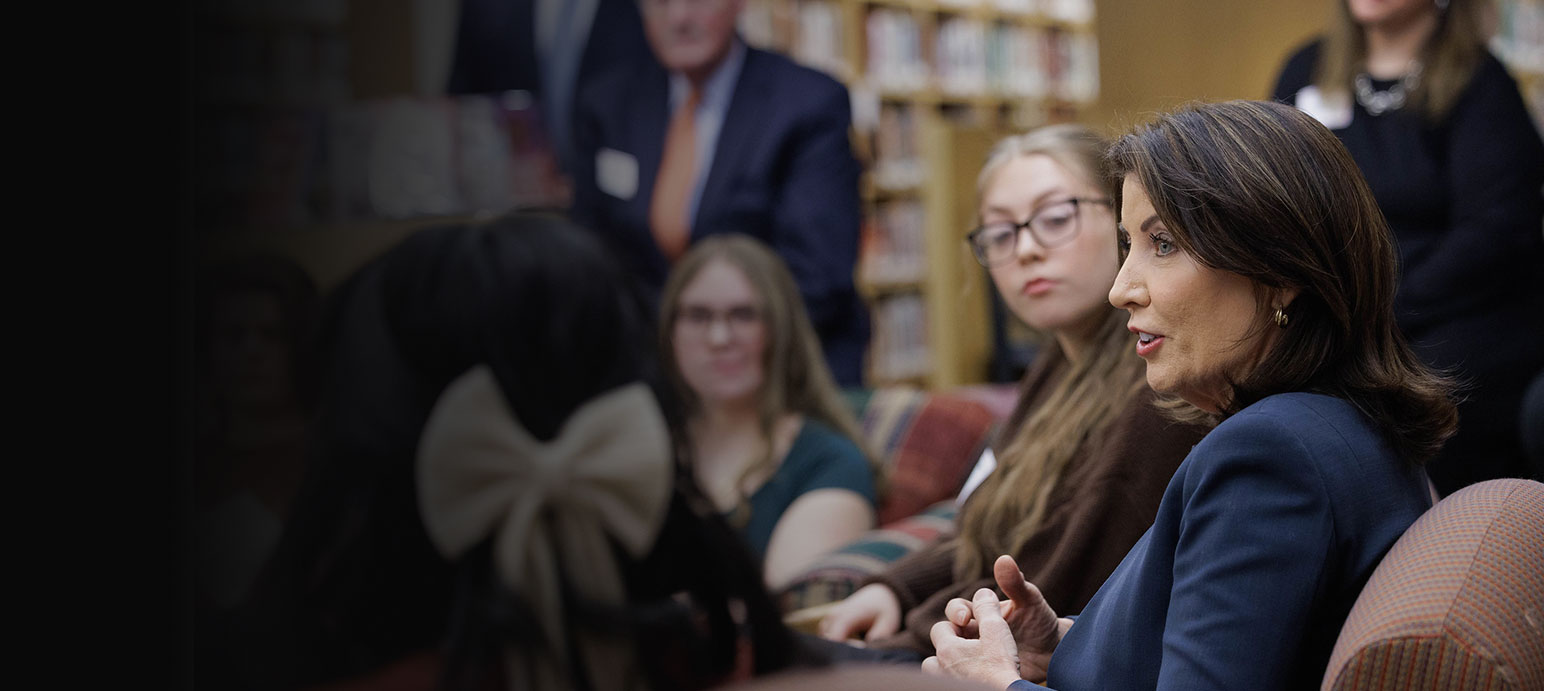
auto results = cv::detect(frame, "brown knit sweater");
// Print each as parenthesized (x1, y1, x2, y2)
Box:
(864, 349, 1210, 654)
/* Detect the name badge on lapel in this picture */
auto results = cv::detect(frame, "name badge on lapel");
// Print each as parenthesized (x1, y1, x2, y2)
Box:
(596, 148, 639, 200)
(1294, 86, 1352, 131)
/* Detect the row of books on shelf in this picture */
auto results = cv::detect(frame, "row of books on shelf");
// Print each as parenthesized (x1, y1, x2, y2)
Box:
(864, 10, 1099, 100)
(741, 0, 854, 82)
(935, 17, 1099, 101)
(859, 200, 928, 286)
(741, 0, 1095, 25)
(1491, 0, 1544, 75)
(195, 92, 569, 232)
(741, 0, 1099, 103)
(871, 103, 927, 189)
(869, 294, 933, 382)
(1491, 0, 1544, 134)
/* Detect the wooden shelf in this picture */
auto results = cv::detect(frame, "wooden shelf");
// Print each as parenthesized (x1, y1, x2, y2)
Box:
(856, 0, 1092, 27)
(867, 181, 925, 198)
(867, 371, 931, 388)
(741, 0, 1100, 389)
(858, 277, 926, 296)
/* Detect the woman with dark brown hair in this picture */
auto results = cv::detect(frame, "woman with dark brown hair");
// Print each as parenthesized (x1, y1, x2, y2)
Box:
(926, 100, 1457, 690)
(1272, 0, 1544, 494)
(815, 125, 1207, 661)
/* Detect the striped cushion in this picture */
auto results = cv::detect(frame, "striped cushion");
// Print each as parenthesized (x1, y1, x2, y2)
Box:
(779, 501, 958, 612)
(1322, 479, 1544, 691)
(856, 387, 998, 526)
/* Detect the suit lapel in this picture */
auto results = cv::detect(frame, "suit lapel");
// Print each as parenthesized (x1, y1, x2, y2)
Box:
(626, 61, 671, 268)
(695, 48, 771, 239)
(632, 62, 671, 219)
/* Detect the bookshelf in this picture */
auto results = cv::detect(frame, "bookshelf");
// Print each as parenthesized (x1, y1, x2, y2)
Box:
(741, 0, 1099, 388)
(192, 0, 560, 292)
(194, 0, 1099, 380)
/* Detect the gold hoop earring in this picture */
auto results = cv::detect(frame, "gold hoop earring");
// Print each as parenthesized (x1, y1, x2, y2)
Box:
(1274, 308, 1289, 328)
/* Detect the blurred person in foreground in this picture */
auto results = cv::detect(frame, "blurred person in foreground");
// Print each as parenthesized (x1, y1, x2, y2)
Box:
(216, 213, 828, 690)
(193, 252, 318, 613)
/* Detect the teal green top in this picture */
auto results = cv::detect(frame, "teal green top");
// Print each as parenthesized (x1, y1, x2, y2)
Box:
(731, 419, 876, 558)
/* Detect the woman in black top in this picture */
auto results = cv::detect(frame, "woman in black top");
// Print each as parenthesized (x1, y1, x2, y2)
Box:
(1273, 0, 1544, 494)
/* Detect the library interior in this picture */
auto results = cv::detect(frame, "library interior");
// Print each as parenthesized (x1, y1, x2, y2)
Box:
(188, 1, 1544, 688)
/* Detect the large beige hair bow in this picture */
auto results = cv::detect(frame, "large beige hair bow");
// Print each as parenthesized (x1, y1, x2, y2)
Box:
(417, 365, 674, 690)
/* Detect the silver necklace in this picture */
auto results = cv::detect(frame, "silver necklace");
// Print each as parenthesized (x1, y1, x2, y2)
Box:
(1354, 61, 1423, 116)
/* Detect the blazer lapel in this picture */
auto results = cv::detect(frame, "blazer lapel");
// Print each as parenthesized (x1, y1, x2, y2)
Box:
(631, 62, 671, 216)
(629, 62, 671, 267)
(694, 48, 771, 239)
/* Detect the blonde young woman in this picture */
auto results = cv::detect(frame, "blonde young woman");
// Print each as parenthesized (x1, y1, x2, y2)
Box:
(815, 125, 1208, 660)
(1272, 0, 1544, 495)
(660, 234, 879, 590)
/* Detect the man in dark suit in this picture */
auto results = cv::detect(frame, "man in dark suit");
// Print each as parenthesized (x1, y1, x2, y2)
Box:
(446, 0, 652, 174)
(570, 0, 868, 386)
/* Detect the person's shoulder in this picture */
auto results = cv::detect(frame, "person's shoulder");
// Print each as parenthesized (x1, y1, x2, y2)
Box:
(1224, 392, 1371, 441)
(745, 46, 850, 102)
(1195, 393, 1381, 475)
(785, 418, 875, 500)
(1274, 36, 1326, 97)
(794, 418, 864, 461)
(1453, 48, 1533, 110)
(1471, 49, 1520, 86)
(1283, 37, 1324, 68)
(1239, 390, 1357, 419)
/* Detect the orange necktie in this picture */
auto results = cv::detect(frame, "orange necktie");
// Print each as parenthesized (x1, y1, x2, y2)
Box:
(650, 88, 701, 263)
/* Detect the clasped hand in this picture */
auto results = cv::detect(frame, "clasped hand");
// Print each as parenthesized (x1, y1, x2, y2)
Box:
(921, 555, 1065, 688)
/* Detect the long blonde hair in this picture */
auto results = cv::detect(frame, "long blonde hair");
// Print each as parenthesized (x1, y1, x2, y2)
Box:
(659, 234, 881, 504)
(1316, 0, 1488, 121)
(953, 125, 1148, 581)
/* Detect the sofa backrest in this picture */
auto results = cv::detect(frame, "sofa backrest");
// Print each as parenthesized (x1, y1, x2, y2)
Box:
(844, 386, 1003, 526)
(1321, 478, 1544, 691)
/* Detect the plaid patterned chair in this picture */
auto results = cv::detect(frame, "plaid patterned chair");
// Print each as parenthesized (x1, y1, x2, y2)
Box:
(1321, 478, 1544, 691)
(776, 385, 1011, 615)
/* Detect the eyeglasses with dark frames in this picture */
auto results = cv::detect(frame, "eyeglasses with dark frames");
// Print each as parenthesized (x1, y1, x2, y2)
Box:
(966, 197, 1113, 267)
(674, 304, 762, 339)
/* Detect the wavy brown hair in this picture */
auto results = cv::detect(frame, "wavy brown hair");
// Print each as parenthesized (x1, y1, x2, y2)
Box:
(952, 125, 1150, 581)
(659, 234, 880, 504)
(1316, 0, 1488, 121)
(1106, 100, 1458, 464)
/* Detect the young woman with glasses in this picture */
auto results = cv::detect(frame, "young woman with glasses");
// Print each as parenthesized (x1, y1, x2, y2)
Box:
(814, 124, 1208, 663)
(659, 233, 879, 590)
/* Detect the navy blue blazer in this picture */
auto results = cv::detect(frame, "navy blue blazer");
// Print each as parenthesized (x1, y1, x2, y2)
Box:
(570, 46, 868, 385)
(1015, 393, 1431, 691)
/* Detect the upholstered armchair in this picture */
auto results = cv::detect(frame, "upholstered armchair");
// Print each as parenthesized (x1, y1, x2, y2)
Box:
(1321, 478, 1544, 690)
